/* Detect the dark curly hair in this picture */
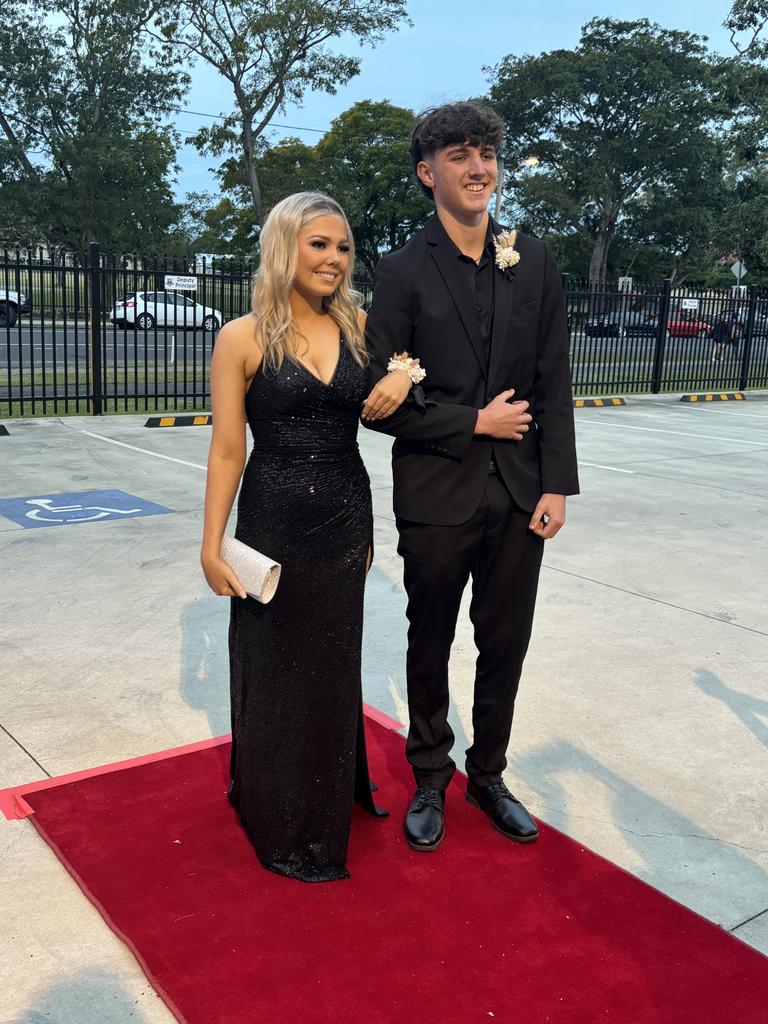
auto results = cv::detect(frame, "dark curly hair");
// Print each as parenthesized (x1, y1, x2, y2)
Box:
(410, 101, 505, 201)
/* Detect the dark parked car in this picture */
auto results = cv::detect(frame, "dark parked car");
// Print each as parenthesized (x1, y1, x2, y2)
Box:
(584, 310, 658, 339)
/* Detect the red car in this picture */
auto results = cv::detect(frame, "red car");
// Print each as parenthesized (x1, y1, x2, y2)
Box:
(666, 318, 711, 338)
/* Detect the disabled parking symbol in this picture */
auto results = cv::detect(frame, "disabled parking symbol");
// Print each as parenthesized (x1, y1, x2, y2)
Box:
(0, 489, 173, 529)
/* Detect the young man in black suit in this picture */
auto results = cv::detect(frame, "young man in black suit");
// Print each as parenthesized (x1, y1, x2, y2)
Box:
(362, 101, 579, 851)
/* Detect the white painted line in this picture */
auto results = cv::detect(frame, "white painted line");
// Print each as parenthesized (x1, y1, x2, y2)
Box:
(675, 408, 768, 423)
(576, 420, 768, 446)
(579, 461, 635, 474)
(79, 429, 207, 470)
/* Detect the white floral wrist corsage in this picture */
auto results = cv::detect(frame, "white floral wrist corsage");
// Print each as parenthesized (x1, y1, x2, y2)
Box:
(387, 351, 426, 385)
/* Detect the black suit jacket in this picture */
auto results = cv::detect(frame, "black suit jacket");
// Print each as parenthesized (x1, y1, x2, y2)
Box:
(363, 214, 579, 525)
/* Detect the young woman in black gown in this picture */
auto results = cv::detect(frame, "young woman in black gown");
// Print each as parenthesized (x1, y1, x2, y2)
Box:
(200, 193, 412, 882)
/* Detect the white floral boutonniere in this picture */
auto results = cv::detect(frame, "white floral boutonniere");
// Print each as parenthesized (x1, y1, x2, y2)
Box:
(493, 228, 520, 277)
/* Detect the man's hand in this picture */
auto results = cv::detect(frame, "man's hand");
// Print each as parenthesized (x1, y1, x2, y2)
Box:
(529, 493, 566, 540)
(475, 389, 532, 440)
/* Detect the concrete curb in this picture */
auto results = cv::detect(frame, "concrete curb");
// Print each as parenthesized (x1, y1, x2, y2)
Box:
(574, 398, 625, 408)
(680, 393, 745, 402)
(145, 415, 212, 428)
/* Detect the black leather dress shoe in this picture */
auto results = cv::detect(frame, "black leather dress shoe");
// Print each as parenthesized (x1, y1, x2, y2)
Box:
(403, 786, 446, 851)
(466, 780, 539, 842)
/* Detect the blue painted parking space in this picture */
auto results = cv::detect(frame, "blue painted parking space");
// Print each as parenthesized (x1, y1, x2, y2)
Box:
(0, 489, 173, 529)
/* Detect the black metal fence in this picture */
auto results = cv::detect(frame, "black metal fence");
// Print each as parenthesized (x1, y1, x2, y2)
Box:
(1, 245, 766, 418)
(565, 277, 768, 396)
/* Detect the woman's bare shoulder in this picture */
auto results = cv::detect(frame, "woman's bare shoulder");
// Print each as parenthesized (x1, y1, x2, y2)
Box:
(216, 313, 260, 347)
(356, 307, 367, 329)
(214, 314, 262, 367)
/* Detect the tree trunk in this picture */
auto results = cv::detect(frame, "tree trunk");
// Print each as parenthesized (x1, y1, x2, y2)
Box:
(241, 119, 263, 226)
(79, 225, 97, 270)
(0, 111, 40, 180)
(589, 221, 615, 285)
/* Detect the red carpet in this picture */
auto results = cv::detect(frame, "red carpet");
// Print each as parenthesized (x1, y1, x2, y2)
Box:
(17, 717, 768, 1024)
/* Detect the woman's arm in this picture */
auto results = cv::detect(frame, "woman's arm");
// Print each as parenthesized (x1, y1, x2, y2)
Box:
(357, 308, 412, 421)
(200, 319, 260, 598)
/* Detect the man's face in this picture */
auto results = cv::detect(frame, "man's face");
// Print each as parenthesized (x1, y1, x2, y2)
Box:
(417, 141, 498, 220)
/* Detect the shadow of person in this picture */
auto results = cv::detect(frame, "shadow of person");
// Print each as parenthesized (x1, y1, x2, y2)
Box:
(178, 591, 230, 739)
(362, 562, 409, 724)
(511, 738, 768, 924)
(694, 668, 768, 748)
(8, 967, 165, 1024)
(177, 563, 410, 746)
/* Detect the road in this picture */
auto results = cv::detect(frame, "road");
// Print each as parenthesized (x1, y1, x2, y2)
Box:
(0, 324, 761, 398)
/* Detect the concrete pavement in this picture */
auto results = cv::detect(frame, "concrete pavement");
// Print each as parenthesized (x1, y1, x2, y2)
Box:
(1, 396, 766, 1022)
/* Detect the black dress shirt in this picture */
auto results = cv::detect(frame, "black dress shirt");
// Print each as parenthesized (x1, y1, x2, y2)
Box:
(454, 221, 497, 367)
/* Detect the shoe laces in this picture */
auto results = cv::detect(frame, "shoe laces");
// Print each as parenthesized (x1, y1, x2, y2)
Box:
(485, 781, 517, 805)
(413, 786, 443, 811)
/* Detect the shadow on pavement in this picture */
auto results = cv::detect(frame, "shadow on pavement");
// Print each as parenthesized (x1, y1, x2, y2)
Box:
(178, 591, 230, 738)
(9, 967, 162, 1024)
(512, 738, 768, 907)
(695, 667, 768, 748)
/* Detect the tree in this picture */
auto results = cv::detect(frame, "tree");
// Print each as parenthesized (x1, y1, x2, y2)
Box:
(314, 101, 432, 277)
(489, 19, 724, 282)
(159, 0, 409, 225)
(0, 0, 187, 261)
(181, 191, 260, 257)
(209, 100, 431, 277)
(727, 0, 768, 57)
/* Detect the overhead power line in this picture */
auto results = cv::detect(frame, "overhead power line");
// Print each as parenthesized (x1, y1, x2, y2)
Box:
(172, 106, 327, 134)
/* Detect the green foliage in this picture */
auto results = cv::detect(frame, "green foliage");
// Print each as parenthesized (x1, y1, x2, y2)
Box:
(0, 0, 188, 261)
(489, 18, 726, 282)
(200, 101, 432, 276)
(313, 101, 433, 276)
(162, 0, 409, 223)
(181, 192, 259, 258)
(726, 0, 768, 58)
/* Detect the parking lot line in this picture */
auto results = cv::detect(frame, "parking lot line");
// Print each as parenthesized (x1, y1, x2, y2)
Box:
(672, 408, 768, 424)
(79, 429, 207, 470)
(578, 461, 635, 473)
(577, 419, 768, 446)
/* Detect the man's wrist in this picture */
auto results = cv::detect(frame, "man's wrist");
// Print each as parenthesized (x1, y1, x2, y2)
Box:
(474, 408, 488, 435)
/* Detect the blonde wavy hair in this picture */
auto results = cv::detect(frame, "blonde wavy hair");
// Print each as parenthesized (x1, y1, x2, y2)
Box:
(251, 192, 367, 372)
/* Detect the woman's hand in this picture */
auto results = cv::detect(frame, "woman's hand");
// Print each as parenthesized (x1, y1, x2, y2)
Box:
(361, 369, 412, 421)
(201, 550, 247, 599)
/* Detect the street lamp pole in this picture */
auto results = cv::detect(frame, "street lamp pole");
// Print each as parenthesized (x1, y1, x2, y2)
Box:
(495, 154, 504, 221)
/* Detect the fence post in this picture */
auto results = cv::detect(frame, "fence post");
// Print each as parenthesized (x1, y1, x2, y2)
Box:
(651, 279, 672, 394)
(738, 284, 759, 392)
(88, 242, 103, 416)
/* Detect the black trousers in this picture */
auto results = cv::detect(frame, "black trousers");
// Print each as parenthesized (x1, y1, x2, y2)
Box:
(396, 474, 544, 789)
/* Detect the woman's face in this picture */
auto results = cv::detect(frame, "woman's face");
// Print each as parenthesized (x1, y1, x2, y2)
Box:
(294, 214, 351, 302)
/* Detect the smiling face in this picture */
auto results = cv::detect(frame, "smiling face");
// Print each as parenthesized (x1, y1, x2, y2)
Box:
(293, 214, 351, 302)
(417, 141, 498, 222)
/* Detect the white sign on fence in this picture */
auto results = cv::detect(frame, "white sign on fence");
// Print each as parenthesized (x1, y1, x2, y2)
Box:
(618, 276, 633, 293)
(164, 274, 197, 291)
(681, 298, 700, 311)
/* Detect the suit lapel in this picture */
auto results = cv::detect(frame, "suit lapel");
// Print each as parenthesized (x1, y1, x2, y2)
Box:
(425, 216, 488, 382)
(487, 215, 517, 388)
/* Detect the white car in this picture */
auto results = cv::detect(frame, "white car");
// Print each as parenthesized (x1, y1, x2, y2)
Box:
(0, 287, 30, 328)
(111, 290, 222, 331)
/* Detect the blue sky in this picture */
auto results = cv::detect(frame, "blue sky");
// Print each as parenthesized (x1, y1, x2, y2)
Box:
(173, 1, 739, 200)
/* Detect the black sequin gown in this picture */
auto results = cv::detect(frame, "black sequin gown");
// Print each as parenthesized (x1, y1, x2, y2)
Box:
(228, 337, 385, 883)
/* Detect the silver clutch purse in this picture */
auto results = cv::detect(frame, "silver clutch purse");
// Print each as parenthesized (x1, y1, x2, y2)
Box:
(220, 536, 281, 604)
